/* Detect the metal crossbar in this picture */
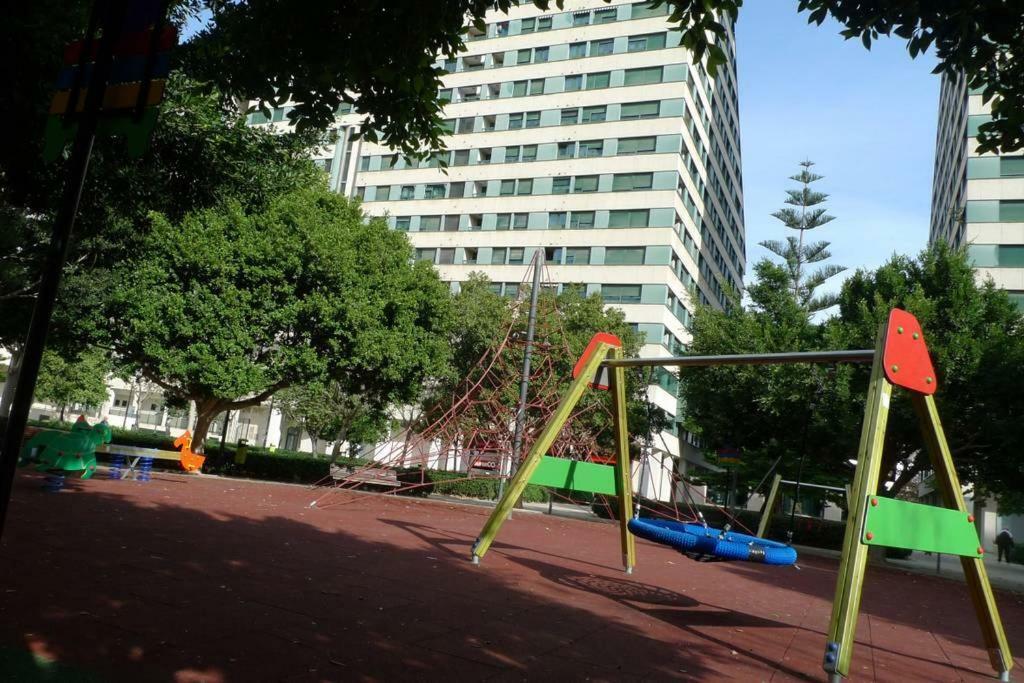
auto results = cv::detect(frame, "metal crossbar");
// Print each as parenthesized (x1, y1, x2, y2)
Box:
(601, 349, 875, 369)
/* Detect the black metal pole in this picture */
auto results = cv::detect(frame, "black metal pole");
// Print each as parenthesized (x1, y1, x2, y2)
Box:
(499, 250, 543, 502)
(0, 0, 126, 540)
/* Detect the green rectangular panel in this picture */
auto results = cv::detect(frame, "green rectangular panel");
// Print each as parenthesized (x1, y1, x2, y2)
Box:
(863, 496, 982, 557)
(529, 456, 617, 495)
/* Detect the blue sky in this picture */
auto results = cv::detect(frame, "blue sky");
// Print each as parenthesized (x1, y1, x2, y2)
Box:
(735, 4, 939, 294)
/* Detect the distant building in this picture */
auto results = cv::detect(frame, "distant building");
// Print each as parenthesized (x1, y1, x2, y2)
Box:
(930, 72, 1024, 310)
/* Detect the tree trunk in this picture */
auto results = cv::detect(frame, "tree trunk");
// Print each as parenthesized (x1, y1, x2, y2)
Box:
(0, 346, 25, 420)
(192, 407, 220, 453)
(329, 426, 348, 464)
(59, 405, 66, 422)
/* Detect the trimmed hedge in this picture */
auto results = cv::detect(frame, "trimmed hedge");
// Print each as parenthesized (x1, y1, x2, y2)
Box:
(394, 469, 548, 503)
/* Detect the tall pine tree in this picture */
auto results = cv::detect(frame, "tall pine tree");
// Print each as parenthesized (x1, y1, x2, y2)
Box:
(760, 160, 845, 313)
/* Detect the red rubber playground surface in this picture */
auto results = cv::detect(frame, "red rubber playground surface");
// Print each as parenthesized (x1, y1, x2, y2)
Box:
(2, 470, 1023, 682)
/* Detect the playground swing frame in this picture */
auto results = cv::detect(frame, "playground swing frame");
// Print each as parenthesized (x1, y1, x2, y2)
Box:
(469, 308, 1012, 681)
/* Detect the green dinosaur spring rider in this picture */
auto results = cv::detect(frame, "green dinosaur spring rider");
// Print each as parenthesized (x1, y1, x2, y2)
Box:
(20, 416, 113, 487)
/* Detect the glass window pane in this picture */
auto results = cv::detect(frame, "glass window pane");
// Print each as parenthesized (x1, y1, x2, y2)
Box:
(586, 72, 610, 89)
(492, 248, 507, 265)
(592, 39, 614, 56)
(573, 12, 590, 26)
(496, 213, 511, 230)
(967, 114, 992, 137)
(529, 79, 544, 95)
(557, 142, 575, 159)
(534, 47, 549, 63)
(513, 213, 529, 229)
(574, 176, 598, 192)
(581, 106, 606, 122)
(1002, 157, 1024, 177)
(606, 247, 645, 265)
(395, 217, 410, 231)
(516, 179, 533, 195)
(508, 113, 524, 129)
(522, 145, 537, 161)
(374, 186, 391, 201)
(579, 140, 603, 157)
(438, 248, 455, 264)
(565, 247, 590, 264)
(1000, 201, 1024, 222)
(521, 18, 535, 33)
(609, 209, 650, 227)
(632, 2, 668, 19)
(420, 215, 441, 231)
(549, 212, 567, 228)
(621, 101, 660, 119)
(561, 108, 579, 125)
(624, 66, 663, 86)
(595, 8, 617, 23)
(552, 177, 571, 194)
(570, 42, 587, 58)
(415, 248, 435, 262)
(565, 75, 582, 92)
(966, 200, 999, 222)
(570, 211, 595, 228)
(603, 284, 642, 303)
(613, 172, 653, 191)
(509, 248, 525, 264)
(537, 17, 552, 31)
(618, 136, 657, 155)
(517, 49, 532, 64)
(525, 111, 540, 128)
(505, 146, 520, 162)
(513, 81, 527, 97)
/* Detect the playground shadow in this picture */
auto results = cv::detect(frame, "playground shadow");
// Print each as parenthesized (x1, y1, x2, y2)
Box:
(383, 516, 1024, 680)
(0, 472, 723, 681)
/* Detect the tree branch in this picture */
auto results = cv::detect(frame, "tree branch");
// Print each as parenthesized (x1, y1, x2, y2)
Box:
(221, 380, 291, 412)
(0, 280, 40, 301)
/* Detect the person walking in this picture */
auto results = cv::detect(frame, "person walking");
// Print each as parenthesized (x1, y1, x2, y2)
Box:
(995, 528, 1014, 563)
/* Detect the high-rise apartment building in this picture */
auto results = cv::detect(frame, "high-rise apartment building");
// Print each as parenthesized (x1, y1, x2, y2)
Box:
(250, 0, 746, 490)
(930, 73, 1024, 310)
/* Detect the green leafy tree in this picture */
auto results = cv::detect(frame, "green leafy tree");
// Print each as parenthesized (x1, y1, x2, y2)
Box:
(276, 381, 389, 459)
(680, 260, 859, 497)
(34, 349, 111, 422)
(681, 244, 1024, 508)
(101, 188, 452, 451)
(760, 160, 844, 313)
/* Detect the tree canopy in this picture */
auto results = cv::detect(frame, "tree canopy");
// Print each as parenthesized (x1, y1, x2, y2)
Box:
(681, 244, 1024, 510)
(101, 188, 452, 450)
(761, 160, 844, 313)
(34, 348, 111, 422)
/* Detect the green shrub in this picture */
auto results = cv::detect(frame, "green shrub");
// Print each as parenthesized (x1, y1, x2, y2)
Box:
(394, 469, 547, 502)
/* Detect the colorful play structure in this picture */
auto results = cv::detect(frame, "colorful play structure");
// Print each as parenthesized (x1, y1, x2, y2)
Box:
(471, 309, 1012, 682)
(19, 417, 205, 486)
